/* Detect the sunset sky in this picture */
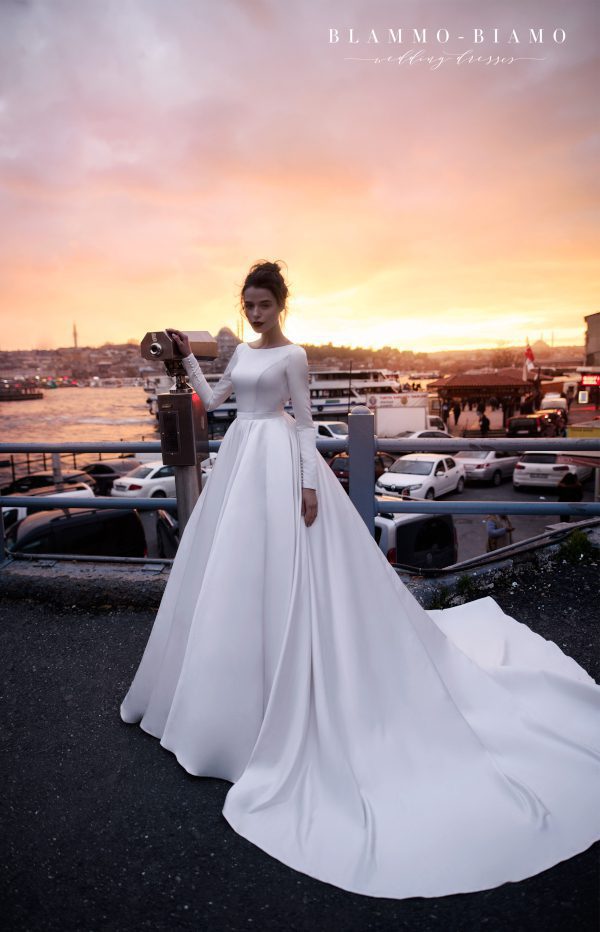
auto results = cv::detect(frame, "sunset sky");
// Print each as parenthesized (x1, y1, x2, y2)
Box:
(0, 0, 597, 352)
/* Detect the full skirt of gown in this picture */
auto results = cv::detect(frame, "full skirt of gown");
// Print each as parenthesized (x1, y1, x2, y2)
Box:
(120, 409, 600, 899)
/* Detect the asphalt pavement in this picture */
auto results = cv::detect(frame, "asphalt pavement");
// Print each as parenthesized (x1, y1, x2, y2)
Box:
(2, 556, 599, 932)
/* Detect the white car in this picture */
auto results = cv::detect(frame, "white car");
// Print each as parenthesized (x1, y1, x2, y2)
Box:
(200, 452, 218, 473)
(111, 461, 176, 498)
(315, 421, 349, 440)
(393, 429, 452, 446)
(374, 497, 458, 567)
(513, 452, 593, 489)
(375, 453, 466, 500)
(454, 450, 520, 485)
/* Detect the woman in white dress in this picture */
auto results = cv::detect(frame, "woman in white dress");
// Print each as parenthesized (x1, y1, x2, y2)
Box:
(120, 260, 600, 899)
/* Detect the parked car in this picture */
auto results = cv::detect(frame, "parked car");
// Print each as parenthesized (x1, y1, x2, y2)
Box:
(506, 413, 559, 438)
(155, 499, 459, 570)
(394, 429, 452, 442)
(315, 421, 349, 457)
(315, 421, 349, 440)
(200, 453, 218, 484)
(156, 505, 179, 558)
(390, 429, 452, 454)
(427, 417, 448, 432)
(1, 482, 96, 530)
(327, 451, 397, 493)
(78, 457, 142, 495)
(5, 507, 147, 556)
(374, 497, 458, 568)
(540, 394, 568, 417)
(375, 453, 466, 499)
(111, 461, 176, 498)
(537, 408, 567, 436)
(454, 450, 520, 485)
(513, 452, 593, 490)
(2, 468, 98, 496)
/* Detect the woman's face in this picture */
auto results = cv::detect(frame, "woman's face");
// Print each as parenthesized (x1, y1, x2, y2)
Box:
(243, 286, 282, 335)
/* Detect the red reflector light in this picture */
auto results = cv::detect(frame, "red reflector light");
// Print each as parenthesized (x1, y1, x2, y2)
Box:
(515, 464, 525, 470)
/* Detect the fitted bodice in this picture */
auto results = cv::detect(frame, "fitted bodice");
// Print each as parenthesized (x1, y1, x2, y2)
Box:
(181, 342, 319, 489)
(228, 343, 295, 416)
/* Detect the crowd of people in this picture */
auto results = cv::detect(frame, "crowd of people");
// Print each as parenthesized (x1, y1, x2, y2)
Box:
(439, 388, 573, 435)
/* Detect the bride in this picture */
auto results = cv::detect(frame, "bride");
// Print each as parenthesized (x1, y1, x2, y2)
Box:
(120, 260, 600, 899)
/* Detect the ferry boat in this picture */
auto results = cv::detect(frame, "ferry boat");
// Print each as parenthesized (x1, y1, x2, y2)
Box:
(0, 380, 44, 401)
(305, 365, 401, 417)
(143, 362, 402, 422)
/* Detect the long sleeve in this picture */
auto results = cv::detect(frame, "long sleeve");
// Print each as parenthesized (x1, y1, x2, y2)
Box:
(181, 347, 237, 412)
(286, 346, 318, 491)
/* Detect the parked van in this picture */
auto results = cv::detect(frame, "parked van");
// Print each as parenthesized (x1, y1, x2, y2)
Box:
(540, 394, 568, 415)
(506, 413, 559, 438)
(5, 507, 147, 557)
(374, 497, 458, 568)
(155, 498, 458, 569)
(1, 482, 95, 530)
(315, 421, 349, 441)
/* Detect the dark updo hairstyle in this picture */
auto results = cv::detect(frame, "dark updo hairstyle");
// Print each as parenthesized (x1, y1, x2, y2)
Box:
(239, 260, 290, 326)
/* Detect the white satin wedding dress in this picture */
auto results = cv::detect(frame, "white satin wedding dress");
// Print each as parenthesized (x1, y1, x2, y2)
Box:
(120, 341, 600, 899)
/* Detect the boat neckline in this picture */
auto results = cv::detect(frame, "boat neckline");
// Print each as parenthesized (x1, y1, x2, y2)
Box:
(245, 342, 296, 351)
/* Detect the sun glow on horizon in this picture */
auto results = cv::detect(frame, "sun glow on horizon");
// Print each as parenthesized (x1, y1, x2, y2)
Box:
(0, 1, 596, 353)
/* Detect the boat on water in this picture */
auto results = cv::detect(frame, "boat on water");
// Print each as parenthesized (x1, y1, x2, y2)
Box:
(0, 381, 44, 401)
(143, 362, 406, 422)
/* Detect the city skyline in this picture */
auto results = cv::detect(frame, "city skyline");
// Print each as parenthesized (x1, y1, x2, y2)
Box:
(0, 0, 597, 352)
(1, 327, 585, 357)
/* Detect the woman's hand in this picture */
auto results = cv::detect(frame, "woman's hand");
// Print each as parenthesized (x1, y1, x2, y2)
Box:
(166, 328, 192, 357)
(301, 488, 318, 527)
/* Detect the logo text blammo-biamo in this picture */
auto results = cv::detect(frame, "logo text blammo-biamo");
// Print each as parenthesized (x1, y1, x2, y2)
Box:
(328, 27, 567, 46)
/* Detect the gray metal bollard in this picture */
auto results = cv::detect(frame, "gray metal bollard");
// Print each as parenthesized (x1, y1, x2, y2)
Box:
(348, 404, 375, 536)
(51, 452, 64, 490)
(173, 465, 201, 536)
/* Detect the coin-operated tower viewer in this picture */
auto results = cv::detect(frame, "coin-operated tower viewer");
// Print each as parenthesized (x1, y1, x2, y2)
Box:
(140, 330, 218, 534)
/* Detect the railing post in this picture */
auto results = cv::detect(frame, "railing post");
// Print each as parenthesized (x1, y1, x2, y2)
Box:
(51, 452, 64, 490)
(348, 404, 375, 536)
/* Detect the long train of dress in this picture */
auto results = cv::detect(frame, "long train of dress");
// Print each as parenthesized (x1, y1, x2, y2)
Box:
(120, 342, 600, 899)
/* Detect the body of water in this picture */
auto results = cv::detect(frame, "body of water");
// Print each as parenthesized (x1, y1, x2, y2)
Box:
(0, 386, 158, 485)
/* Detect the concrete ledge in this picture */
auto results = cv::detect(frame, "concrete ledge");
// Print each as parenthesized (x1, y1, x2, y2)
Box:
(0, 557, 170, 609)
(2, 521, 599, 613)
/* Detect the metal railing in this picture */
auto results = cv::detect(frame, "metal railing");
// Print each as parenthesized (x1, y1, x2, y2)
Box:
(1, 414, 599, 566)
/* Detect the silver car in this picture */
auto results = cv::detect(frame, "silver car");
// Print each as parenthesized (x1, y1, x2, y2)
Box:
(454, 450, 520, 486)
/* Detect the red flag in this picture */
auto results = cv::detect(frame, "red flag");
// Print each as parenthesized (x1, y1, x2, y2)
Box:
(522, 344, 536, 381)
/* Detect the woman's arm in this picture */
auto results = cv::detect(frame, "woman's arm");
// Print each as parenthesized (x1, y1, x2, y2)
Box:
(181, 347, 238, 412)
(286, 346, 318, 491)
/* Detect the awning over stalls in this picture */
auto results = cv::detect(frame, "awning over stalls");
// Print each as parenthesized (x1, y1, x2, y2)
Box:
(429, 369, 534, 393)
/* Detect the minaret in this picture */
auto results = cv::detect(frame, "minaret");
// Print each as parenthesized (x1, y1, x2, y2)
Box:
(73, 322, 78, 348)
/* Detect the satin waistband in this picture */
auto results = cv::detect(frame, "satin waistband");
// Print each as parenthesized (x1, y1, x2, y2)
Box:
(236, 410, 285, 420)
